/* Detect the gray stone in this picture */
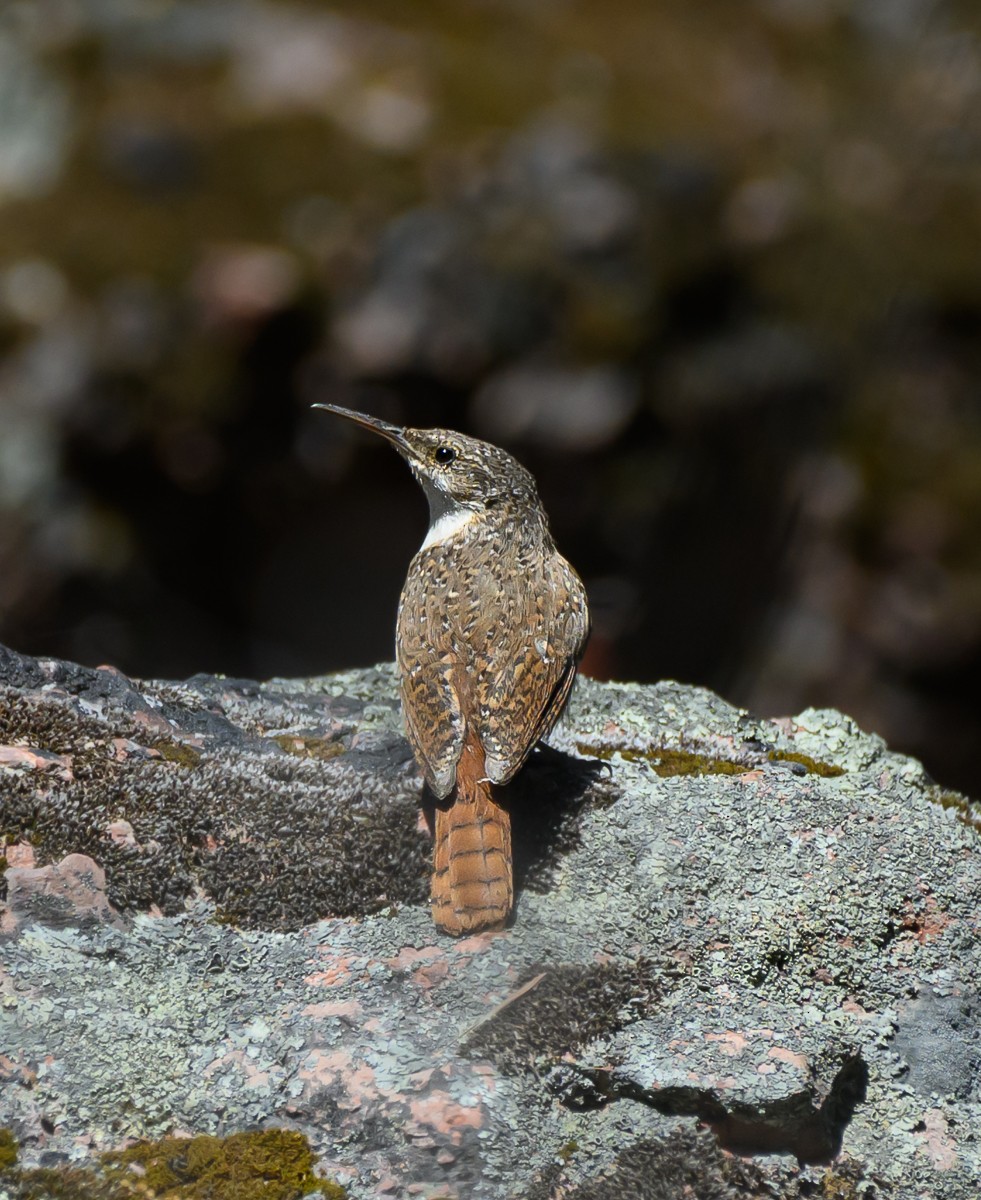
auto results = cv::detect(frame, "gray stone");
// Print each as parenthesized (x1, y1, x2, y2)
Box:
(1, 642, 980, 1198)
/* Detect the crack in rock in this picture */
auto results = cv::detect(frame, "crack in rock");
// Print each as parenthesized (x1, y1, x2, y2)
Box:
(551, 1002, 877, 1163)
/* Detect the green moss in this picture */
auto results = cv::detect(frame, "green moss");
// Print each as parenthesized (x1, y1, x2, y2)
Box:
(576, 743, 848, 779)
(767, 750, 846, 778)
(149, 739, 203, 770)
(646, 748, 748, 777)
(105, 1129, 341, 1199)
(0, 1130, 345, 1200)
(0, 1127, 19, 1169)
(576, 743, 747, 776)
(928, 785, 981, 833)
(818, 1165, 868, 1199)
(557, 1140, 579, 1163)
(0, 1164, 123, 1199)
(270, 734, 345, 761)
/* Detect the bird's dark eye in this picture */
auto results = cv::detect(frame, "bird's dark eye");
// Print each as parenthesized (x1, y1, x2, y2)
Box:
(434, 445, 456, 465)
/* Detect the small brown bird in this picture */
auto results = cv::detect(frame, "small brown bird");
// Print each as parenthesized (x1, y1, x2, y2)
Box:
(316, 405, 590, 936)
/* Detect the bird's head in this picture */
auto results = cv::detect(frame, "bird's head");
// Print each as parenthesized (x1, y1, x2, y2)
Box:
(314, 404, 538, 523)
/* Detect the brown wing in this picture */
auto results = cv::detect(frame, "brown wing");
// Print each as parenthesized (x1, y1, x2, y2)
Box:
(397, 540, 589, 795)
(398, 657, 464, 798)
(396, 550, 468, 799)
(477, 553, 589, 785)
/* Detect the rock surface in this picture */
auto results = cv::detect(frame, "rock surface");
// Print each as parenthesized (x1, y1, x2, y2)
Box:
(1, 642, 979, 1198)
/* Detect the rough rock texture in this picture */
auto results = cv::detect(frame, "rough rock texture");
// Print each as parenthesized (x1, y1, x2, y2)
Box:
(1, 642, 980, 1199)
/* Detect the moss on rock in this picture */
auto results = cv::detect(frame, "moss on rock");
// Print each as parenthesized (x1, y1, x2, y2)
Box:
(105, 1129, 339, 1199)
(0, 1128, 19, 1169)
(767, 750, 846, 778)
(576, 742, 749, 775)
(928, 784, 981, 833)
(0, 1130, 345, 1200)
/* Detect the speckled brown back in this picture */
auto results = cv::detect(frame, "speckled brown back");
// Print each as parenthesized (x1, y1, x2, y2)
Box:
(397, 510, 589, 799)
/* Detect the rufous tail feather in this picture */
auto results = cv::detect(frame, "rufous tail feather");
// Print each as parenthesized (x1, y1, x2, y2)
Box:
(431, 732, 512, 935)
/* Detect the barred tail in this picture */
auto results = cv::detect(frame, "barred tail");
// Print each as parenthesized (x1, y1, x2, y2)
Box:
(431, 733, 512, 936)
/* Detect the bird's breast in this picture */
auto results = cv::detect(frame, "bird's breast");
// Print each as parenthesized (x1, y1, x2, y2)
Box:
(419, 506, 480, 551)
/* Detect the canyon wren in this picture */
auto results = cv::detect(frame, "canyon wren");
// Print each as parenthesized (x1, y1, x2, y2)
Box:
(315, 405, 590, 936)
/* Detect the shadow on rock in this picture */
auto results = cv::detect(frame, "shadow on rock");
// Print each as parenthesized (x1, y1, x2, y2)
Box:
(509, 744, 610, 898)
(418, 744, 609, 914)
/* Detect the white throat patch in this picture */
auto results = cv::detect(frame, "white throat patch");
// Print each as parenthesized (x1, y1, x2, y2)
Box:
(420, 508, 478, 550)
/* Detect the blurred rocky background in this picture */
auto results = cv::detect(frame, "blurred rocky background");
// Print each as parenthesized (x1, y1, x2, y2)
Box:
(1, 0, 980, 794)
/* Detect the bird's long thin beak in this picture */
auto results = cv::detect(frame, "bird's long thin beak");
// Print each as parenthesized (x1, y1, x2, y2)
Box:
(312, 404, 410, 452)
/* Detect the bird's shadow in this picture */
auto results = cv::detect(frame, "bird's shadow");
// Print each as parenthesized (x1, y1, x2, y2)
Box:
(509, 744, 611, 897)
(420, 744, 611, 906)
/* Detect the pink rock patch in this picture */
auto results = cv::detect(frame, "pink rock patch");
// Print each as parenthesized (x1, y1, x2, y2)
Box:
(0, 745, 73, 779)
(2, 852, 124, 932)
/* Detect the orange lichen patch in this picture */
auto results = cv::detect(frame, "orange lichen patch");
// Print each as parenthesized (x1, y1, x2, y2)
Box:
(915, 1109, 958, 1171)
(383, 945, 453, 989)
(0, 745, 74, 779)
(131, 708, 177, 737)
(454, 930, 502, 953)
(297, 1048, 385, 1114)
(706, 1031, 748, 1057)
(900, 895, 952, 944)
(106, 819, 139, 848)
(303, 957, 356, 988)
(112, 736, 162, 762)
(3, 842, 35, 869)
(841, 999, 873, 1018)
(413, 959, 450, 989)
(385, 945, 444, 971)
(407, 1091, 485, 1143)
(300, 1000, 363, 1020)
(768, 1046, 809, 1070)
(0, 1054, 37, 1088)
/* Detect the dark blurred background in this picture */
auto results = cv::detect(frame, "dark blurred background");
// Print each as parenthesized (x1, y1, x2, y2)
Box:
(1, 0, 980, 794)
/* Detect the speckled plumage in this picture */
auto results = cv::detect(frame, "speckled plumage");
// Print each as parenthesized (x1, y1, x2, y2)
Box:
(316, 405, 590, 934)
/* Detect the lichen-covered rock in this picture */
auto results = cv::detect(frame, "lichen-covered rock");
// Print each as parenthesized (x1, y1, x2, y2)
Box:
(0, 645, 430, 928)
(1, 643, 980, 1199)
